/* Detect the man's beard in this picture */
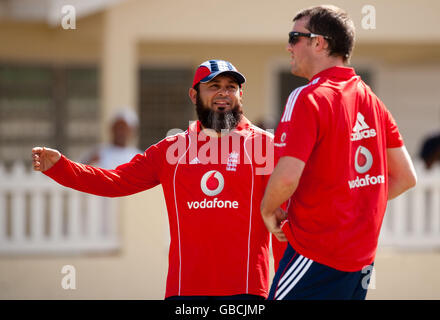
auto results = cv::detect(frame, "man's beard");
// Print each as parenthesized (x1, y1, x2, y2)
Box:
(195, 95, 243, 132)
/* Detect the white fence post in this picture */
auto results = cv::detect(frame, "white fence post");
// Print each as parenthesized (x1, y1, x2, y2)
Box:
(107, 198, 119, 241)
(0, 163, 6, 242)
(430, 186, 440, 235)
(411, 186, 425, 237)
(10, 163, 26, 243)
(50, 189, 63, 242)
(30, 191, 45, 241)
(67, 192, 81, 241)
(86, 195, 101, 241)
(391, 195, 406, 244)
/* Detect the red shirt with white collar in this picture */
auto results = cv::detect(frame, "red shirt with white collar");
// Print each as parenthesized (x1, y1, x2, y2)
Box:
(275, 67, 403, 272)
(44, 117, 277, 298)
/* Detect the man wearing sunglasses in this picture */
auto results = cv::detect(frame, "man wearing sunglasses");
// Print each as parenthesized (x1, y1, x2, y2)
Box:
(261, 5, 417, 300)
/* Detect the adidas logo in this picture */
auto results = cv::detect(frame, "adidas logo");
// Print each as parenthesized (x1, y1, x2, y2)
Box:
(352, 112, 369, 132)
(351, 112, 376, 141)
(190, 157, 201, 164)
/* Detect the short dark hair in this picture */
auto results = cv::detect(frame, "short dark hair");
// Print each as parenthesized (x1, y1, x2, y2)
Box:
(293, 5, 355, 63)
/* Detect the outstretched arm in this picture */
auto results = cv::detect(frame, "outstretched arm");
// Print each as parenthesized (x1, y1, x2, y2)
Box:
(32, 146, 160, 198)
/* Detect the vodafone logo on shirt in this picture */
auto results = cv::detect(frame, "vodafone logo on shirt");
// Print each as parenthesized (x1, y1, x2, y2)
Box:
(354, 146, 373, 174)
(348, 146, 385, 189)
(275, 132, 287, 147)
(187, 170, 239, 210)
(200, 170, 224, 196)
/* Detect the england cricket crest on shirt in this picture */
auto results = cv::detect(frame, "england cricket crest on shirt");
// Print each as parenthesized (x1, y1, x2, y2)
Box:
(226, 152, 239, 171)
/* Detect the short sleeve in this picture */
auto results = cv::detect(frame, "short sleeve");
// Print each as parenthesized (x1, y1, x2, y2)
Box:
(384, 109, 404, 148)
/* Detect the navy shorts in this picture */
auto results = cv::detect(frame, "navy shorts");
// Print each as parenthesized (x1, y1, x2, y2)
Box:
(268, 244, 373, 300)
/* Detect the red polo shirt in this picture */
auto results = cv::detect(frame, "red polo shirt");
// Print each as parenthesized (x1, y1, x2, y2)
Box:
(275, 66, 403, 271)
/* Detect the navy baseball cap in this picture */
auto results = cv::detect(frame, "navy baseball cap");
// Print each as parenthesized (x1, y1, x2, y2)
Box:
(192, 60, 246, 88)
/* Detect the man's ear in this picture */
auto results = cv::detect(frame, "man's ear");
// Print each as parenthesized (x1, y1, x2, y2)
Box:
(188, 87, 197, 104)
(316, 35, 328, 51)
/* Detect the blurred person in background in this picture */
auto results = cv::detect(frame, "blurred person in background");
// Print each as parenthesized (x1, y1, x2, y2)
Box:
(80, 108, 142, 169)
(419, 133, 440, 170)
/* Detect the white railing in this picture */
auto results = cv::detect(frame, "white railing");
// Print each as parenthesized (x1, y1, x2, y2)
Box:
(380, 162, 440, 249)
(0, 161, 439, 254)
(0, 162, 120, 255)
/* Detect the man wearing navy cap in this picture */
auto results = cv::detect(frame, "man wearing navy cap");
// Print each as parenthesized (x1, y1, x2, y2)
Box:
(189, 60, 246, 134)
(32, 60, 284, 300)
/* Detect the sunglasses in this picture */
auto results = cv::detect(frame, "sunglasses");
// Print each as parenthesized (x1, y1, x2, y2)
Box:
(288, 31, 331, 45)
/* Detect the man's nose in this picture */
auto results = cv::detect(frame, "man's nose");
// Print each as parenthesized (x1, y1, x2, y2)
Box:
(217, 87, 231, 95)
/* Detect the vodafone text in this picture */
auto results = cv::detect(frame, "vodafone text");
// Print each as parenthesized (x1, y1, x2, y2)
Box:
(348, 174, 385, 189)
(187, 198, 239, 209)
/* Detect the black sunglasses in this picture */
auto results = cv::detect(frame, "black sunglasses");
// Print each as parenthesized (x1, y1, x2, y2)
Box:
(288, 31, 331, 45)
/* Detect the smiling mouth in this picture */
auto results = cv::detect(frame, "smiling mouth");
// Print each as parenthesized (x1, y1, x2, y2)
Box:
(214, 101, 230, 110)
